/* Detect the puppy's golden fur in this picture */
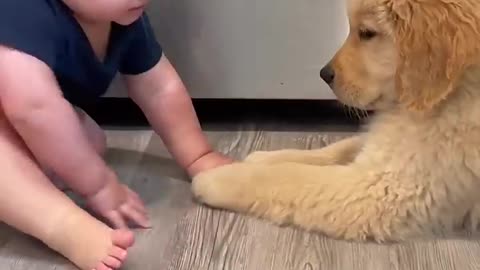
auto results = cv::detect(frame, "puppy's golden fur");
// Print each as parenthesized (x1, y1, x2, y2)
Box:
(191, 0, 480, 242)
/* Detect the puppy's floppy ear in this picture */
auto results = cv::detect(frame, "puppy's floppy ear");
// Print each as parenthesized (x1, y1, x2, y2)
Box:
(390, 0, 480, 111)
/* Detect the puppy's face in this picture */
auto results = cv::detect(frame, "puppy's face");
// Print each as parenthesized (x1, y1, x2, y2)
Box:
(321, 0, 480, 112)
(321, 0, 397, 110)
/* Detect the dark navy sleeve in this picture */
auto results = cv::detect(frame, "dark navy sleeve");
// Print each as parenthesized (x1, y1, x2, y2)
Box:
(119, 14, 163, 75)
(0, 0, 59, 68)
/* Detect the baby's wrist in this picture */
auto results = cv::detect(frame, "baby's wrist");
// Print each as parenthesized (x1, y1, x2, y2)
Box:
(186, 151, 234, 177)
(82, 167, 118, 199)
(84, 169, 124, 214)
(185, 150, 214, 175)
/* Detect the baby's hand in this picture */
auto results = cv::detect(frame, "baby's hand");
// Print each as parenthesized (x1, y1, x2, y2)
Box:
(85, 171, 150, 229)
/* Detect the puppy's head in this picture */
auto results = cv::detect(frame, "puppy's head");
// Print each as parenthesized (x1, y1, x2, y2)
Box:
(321, 0, 480, 111)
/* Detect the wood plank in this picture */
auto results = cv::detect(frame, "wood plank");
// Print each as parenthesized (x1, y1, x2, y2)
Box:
(1, 125, 480, 270)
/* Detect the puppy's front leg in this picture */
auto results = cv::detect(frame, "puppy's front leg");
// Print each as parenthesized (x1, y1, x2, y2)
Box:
(245, 135, 363, 165)
(193, 161, 421, 242)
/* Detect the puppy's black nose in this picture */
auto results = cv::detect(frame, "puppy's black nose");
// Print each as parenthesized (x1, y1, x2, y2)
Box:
(320, 65, 335, 85)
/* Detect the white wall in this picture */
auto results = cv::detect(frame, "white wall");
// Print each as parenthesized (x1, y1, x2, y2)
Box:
(105, 0, 349, 100)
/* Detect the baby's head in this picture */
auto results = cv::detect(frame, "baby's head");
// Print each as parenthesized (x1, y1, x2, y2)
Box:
(62, 0, 149, 25)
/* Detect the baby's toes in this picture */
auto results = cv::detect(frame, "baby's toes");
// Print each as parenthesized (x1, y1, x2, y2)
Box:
(111, 229, 135, 248)
(109, 246, 127, 261)
(91, 229, 133, 270)
(93, 262, 112, 270)
(102, 256, 122, 268)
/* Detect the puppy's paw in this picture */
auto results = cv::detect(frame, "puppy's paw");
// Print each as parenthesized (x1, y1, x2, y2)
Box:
(192, 163, 257, 212)
(244, 150, 296, 164)
(244, 151, 276, 163)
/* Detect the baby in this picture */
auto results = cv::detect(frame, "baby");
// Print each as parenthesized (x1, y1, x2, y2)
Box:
(0, 0, 232, 269)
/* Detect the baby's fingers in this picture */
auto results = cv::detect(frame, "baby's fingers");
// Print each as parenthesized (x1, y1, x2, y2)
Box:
(106, 211, 128, 229)
(126, 188, 147, 214)
(121, 204, 151, 229)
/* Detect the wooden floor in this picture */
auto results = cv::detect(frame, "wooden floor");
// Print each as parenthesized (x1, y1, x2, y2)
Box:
(2, 122, 480, 270)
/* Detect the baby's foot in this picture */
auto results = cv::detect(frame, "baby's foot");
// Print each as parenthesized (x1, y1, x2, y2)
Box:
(44, 207, 135, 270)
(92, 229, 133, 270)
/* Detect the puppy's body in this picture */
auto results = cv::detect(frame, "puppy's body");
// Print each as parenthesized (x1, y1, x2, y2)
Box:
(355, 68, 480, 239)
(191, 0, 480, 242)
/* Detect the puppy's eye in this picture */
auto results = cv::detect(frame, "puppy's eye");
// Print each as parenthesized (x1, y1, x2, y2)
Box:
(359, 29, 377, 40)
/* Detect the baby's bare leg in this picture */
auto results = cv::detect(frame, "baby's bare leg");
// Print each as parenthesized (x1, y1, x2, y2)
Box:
(245, 135, 363, 165)
(0, 116, 133, 270)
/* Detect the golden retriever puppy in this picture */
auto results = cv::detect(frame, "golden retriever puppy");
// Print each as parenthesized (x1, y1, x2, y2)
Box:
(191, 0, 480, 242)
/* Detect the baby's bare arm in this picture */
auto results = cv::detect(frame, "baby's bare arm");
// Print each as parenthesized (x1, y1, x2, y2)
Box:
(0, 46, 114, 197)
(124, 55, 232, 177)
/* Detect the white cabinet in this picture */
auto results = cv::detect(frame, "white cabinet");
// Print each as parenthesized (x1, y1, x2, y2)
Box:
(105, 0, 349, 100)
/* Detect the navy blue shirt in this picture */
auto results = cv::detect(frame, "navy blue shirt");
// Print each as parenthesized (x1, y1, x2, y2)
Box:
(0, 0, 163, 107)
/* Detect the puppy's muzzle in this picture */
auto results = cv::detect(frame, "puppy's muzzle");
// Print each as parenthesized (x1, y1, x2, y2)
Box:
(320, 64, 335, 85)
